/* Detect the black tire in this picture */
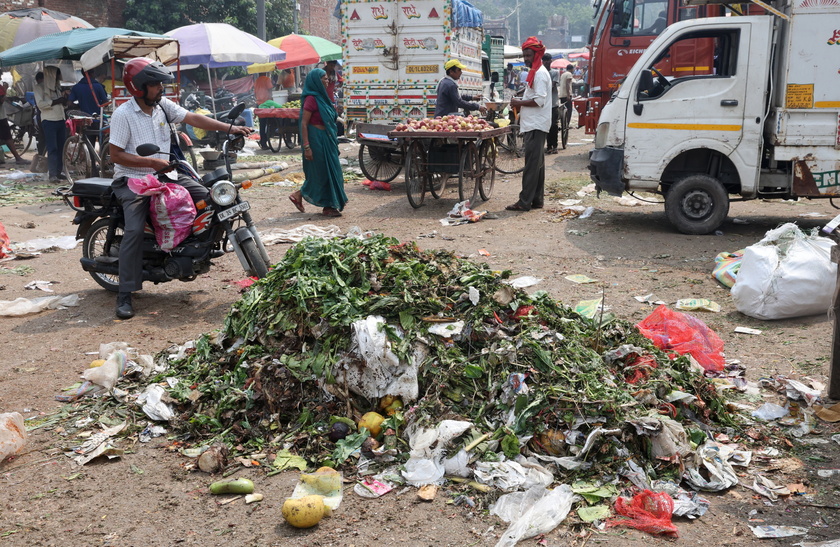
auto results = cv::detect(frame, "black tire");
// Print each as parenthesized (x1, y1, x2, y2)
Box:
(560, 106, 569, 150)
(405, 140, 427, 208)
(82, 218, 121, 292)
(284, 129, 298, 149)
(63, 135, 92, 183)
(267, 120, 282, 153)
(664, 174, 730, 235)
(13, 125, 33, 154)
(359, 143, 402, 183)
(98, 136, 114, 178)
(494, 125, 525, 174)
(241, 238, 269, 278)
(428, 172, 448, 199)
(458, 142, 480, 203)
(478, 140, 496, 201)
(178, 135, 199, 172)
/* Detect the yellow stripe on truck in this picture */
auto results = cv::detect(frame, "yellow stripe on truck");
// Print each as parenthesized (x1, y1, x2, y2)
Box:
(627, 122, 742, 131)
(814, 101, 840, 108)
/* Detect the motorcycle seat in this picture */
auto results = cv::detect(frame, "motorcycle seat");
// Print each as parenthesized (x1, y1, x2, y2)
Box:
(71, 177, 114, 198)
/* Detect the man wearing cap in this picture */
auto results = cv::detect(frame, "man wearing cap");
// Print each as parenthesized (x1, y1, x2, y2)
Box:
(434, 60, 487, 117)
(506, 37, 552, 212)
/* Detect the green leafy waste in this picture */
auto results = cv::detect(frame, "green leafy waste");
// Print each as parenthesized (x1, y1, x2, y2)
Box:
(152, 234, 734, 476)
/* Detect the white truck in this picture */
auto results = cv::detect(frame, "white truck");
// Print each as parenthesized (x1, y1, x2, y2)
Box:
(588, 0, 840, 234)
(340, 0, 485, 124)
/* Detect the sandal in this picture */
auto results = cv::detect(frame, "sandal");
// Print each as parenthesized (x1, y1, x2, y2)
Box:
(289, 192, 305, 213)
(322, 207, 342, 217)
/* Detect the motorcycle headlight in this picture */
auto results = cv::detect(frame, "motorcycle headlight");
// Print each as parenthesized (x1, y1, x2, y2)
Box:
(211, 181, 237, 206)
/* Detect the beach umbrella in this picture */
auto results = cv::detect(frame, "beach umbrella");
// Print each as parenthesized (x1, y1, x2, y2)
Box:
(247, 33, 341, 73)
(0, 8, 92, 52)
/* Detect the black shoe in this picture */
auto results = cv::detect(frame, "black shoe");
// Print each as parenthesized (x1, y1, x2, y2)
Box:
(116, 292, 134, 319)
(57, 173, 68, 180)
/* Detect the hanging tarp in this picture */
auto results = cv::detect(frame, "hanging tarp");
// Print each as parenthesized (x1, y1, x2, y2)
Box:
(452, 0, 483, 28)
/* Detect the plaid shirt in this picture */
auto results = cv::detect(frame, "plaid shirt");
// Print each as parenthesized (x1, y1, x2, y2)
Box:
(110, 97, 187, 179)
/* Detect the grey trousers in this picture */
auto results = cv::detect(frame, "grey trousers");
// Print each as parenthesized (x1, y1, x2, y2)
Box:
(112, 175, 209, 293)
(517, 130, 547, 210)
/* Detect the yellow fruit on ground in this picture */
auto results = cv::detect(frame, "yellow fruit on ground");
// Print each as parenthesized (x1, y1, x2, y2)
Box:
(282, 495, 327, 528)
(384, 398, 403, 416)
(379, 395, 397, 410)
(358, 411, 385, 437)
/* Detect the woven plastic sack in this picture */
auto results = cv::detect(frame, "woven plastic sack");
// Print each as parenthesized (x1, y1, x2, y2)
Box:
(636, 305, 724, 372)
(128, 174, 196, 251)
(608, 490, 678, 537)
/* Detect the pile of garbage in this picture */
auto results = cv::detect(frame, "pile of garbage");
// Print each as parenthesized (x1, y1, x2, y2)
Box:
(34, 234, 834, 542)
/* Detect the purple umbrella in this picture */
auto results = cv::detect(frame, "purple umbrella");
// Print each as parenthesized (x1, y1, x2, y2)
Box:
(166, 23, 285, 68)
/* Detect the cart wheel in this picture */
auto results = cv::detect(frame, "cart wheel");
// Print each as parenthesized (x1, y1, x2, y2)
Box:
(267, 120, 282, 153)
(284, 130, 298, 149)
(494, 125, 525, 174)
(458, 142, 480, 203)
(478, 140, 496, 201)
(405, 140, 427, 208)
(359, 143, 403, 183)
(560, 105, 570, 150)
(428, 172, 448, 199)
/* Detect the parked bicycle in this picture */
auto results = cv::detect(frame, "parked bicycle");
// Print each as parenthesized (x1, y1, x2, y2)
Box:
(6, 98, 38, 154)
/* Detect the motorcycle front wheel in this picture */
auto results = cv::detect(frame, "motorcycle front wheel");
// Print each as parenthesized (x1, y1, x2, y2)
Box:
(241, 238, 269, 278)
(83, 218, 122, 292)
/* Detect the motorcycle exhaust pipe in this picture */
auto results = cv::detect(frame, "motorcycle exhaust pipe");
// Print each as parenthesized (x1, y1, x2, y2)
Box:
(81, 257, 119, 275)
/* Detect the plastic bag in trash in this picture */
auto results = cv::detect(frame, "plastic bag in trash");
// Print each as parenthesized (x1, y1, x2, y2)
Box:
(494, 484, 579, 547)
(636, 305, 724, 372)
(0, 412, 27, 463)
(752, 402, 789, 421)
(137, 384, 175, 421)
(608, 489, 679, 537)
(731, 223, 836, 319)
(0, 294, 80, 317)
(682, 441, 740, 491)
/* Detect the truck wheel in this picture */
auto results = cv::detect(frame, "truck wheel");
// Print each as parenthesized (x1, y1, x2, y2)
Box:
(664, 175, 729, 235)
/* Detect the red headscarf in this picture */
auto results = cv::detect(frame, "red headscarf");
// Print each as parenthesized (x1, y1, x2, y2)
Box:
(521, 36, 546, 89)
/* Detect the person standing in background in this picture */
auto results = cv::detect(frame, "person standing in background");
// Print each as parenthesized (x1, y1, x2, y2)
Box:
(542, 53, 560, 155)
(254, 71, 275, 150)
(34, 67, 67, 182)
(559, 64, 574, 130)
(68, 71, 108, 117)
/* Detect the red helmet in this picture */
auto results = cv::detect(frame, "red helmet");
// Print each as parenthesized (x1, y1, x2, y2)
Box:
(123, 58, 174, 98)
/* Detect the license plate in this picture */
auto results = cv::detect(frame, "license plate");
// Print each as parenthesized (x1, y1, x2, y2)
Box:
(217, 201, 250, 221)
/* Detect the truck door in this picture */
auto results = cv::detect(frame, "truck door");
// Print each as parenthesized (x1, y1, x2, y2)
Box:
(624, 19, 770, 184)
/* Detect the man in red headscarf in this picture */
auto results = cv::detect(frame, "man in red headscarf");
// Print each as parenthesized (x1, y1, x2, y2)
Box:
(506, 37, 553, 211)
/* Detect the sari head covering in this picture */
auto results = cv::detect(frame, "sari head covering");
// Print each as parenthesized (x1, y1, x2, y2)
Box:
(521, 36, 546, 89)
(299, 68, 337, 131)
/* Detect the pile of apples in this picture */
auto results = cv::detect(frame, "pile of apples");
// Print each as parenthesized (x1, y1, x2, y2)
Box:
(394, 115, 491, 133)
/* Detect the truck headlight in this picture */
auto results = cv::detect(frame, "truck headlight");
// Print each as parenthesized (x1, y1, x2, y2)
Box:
(211, 181, 237, 206)
(594, 122, 610, 149)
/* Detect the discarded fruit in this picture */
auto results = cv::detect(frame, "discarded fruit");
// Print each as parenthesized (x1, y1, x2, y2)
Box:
(300, 467, 342, 494)
(198, 443, 228, 473)
(282, 494, 328, 528)
(328, 422, 350, 443)
(245, 493, 263, 504)
(361, 436, 380, 458)
(535, 430, 566, 456)
(209, 477, 254, 495)
(358, 411, 385, 437)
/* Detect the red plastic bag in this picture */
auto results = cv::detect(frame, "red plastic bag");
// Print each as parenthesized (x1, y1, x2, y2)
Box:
(636, 305, 724, 373)
(608, 490, 678, 537)
(0, 220, 11, 259)
(128, 174, 196, 251)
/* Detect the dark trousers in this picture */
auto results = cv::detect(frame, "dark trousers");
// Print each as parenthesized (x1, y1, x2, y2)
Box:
(112, 174, 209, 293)
(42, 119, 66, 178)
(547, 106, 560, 151)
(258, 118, 277, 149)
(518, 130, 547, 210)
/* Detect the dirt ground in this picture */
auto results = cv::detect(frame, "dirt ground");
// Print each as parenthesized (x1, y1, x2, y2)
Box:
(1, 125, 839, 546)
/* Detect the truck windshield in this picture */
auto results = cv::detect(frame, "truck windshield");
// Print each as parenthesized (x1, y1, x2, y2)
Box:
(615, 0, 669, 36)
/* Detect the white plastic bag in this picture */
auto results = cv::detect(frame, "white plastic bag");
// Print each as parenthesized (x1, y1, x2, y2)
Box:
(494, 484, 579, 547)
(731, 223, 836, 319)
(0, 412, 27, 463)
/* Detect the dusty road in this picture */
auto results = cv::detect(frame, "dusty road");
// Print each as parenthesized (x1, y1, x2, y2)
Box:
(1, 127, 839, 546)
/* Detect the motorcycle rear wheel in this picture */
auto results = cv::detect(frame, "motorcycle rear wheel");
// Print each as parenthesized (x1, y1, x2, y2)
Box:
(241, 238, 269, 278)
(83, 218, 121, 292)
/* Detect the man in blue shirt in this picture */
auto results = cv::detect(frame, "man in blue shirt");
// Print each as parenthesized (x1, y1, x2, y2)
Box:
(68, 71, 108, 117)
(434, 60, 487, 117)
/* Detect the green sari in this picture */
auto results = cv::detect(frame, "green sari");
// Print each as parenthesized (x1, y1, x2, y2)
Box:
(299, 68, 347, 211)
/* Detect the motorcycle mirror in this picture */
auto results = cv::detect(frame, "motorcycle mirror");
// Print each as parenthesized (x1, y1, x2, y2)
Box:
(137, 143, 161, 156)
(227, 103, 246, 121)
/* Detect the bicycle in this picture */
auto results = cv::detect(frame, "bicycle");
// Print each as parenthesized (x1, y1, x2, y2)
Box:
(494, 107, 525, 174)
(6, 99, 38, 154)
(558, 101, 570, 150)
(62, 112, 113, 183)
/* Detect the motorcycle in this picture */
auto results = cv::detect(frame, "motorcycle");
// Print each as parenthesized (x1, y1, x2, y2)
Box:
(54, 103, 272, 292)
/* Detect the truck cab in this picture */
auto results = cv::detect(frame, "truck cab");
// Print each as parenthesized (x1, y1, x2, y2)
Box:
(589, 0, 840, 234)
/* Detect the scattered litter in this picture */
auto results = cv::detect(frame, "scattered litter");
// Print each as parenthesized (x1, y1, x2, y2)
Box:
(814, 404, 840, 423)
(712, 250, 744, 288)
(732, 218, 750, 224)
(634, 294, 666, 305)
(354, 477, 394, 498)
(138, 424, 167, 443)
(505, 276, 541, 288)
(417, 483, 437, 501)
(0, 294, 80, 316)
(10, 235, 79, 253)
(793, 540, 840, 547)
(565, 274, 597, 284)
(748, 474, 791, 500)
(675, 299, 720, 313)
(608, 490, 678, 537)
(0, 412, 27, 462)
(361, 178, 391, 191)
(734, 326, 762, 335)
(798, 212, 829, 218)
(428, 321, 465, 337)
(24, 280, 55, 292)
(71, 422, 126, 465)
(260, 224, 341, 245)
(137, 384, 175, 421)
(749, 525, 808, 538)
(636, 305, 724, 373)
(439, 201, 486, 226)
(579, 206, 595, 219)
(683, 441, 741, 491)
(478, 248, 491, 257)
(614, 195, 654, 207)
(577, 183, 596, 197)
(558, 199, 582, 206)
(817, 469, 840, 478)
(650, 480, 709, 519)
(574, 298, 610, 320)
(493, 485, 579, 547)
(752, 403, 789, 421)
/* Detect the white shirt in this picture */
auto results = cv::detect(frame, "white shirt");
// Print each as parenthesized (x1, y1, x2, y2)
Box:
(519, 65, 552, 134)
(34, 68, 66, 122)
(110, 97, 188, 179)
(559, 71, 573, 99)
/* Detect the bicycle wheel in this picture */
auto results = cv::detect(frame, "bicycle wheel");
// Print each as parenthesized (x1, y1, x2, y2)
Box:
(359, 143, 402, 183)
(405, 140, 427, 209)
(478, 140, 496, 201)
(13, 125, 33, 154)
(560, 106, 569, 150)
(98, 136, 114, 178)
(178, 134, 199, 172)
(458, 142, 480, 203)
(494, 125, 525, 174)
(267, 120, 282, 153)
(62, 135, 93, 182)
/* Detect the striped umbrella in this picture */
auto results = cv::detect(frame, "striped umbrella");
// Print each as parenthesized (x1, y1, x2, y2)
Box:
(0, 8, 93, 53)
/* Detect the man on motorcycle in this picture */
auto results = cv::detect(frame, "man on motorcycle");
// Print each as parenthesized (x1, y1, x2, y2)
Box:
(109, 58, 252, 319)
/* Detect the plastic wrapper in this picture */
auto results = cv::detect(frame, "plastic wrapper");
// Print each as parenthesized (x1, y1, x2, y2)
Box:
(731, 223, 836, 319)
(608, 490, 679, 537)
(128, 174, 196, 251)
(137, 384, 175, 421)
(682, 441, 740, 491)
(636, 305, 725, 372)
(0, 294, 80, 317)
(494, 485, 579, 547)
(291, 468, 344, 509)
(0, 412, 27, 463)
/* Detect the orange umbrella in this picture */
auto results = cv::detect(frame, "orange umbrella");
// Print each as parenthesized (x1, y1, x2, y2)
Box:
(551, 58, 571, 69)
(269, 34, 341, 69)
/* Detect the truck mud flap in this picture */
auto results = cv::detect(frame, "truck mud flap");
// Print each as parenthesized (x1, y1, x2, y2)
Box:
(588, 147, 625, 197)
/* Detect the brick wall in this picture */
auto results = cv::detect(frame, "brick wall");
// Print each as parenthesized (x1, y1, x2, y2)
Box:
(0, 0, 127, 28)
(300, 0, 340, 43)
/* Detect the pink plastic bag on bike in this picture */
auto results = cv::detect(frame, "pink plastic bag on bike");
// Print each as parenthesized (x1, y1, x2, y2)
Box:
(127, 174, 196, 251)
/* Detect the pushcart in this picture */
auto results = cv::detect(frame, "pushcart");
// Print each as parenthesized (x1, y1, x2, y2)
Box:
(254, 108, 299, 152)
(355, 122, 404, 183)
(388, 126, 510, 208)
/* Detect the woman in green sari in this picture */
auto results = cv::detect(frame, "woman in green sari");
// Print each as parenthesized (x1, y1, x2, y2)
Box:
(289, 68, 347, 217)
